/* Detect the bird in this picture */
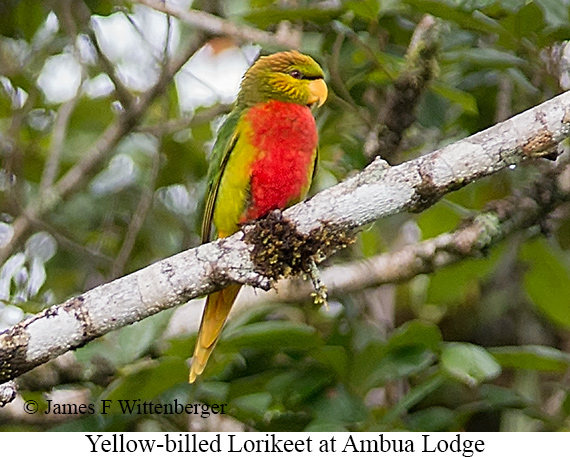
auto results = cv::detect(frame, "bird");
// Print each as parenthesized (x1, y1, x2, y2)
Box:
(189, 50, 328, 383)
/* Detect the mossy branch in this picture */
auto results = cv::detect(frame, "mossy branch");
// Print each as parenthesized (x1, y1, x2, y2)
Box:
(1, 89, 570, 391)
(236, 160, 570, 306)
(366, 15, 440, 163)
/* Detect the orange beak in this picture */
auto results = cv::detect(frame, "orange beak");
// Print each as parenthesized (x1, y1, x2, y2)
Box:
(307, 78, 328, 108)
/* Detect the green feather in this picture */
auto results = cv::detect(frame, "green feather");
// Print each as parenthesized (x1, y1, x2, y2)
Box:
(191, 50, 327, 383)
(238, 50, 325, 107)
(201, 108, 242, 243)
(201, 50, 326, 243)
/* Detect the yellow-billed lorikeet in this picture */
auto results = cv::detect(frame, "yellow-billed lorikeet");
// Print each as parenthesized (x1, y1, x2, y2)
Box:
(189, 50, 328, 382)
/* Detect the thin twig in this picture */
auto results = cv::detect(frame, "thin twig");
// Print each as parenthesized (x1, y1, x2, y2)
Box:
(87, 24, 135, 111)
(0, 34, 206, 265)
(110, 148, 161, 279)
(132, 0, 299, 49)
(495, 73, 514, 123)
(28, 216, 114, 266)
(328, 31, 359, 111)
(135, 103, 231, 135)
(307, 258, 329, 309)
(3, 88, 39, 213)
(40, 96, 80, 192)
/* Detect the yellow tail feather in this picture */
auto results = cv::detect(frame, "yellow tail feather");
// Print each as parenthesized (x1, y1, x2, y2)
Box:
(189, 284, 242, 383)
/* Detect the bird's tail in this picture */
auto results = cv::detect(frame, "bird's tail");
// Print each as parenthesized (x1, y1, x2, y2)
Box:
(189, 284, 242, 383)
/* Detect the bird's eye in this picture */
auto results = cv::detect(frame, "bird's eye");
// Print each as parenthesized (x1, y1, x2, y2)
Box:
(290, 70, 303, 79)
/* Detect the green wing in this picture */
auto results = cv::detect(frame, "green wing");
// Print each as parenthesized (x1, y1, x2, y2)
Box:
(311, 146, 319, 183)
(201, 109, 242, 243)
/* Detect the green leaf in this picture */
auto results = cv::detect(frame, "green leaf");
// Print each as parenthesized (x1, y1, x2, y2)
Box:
(346, 0, 381, 20)
(386, 320, 442, 353)
(383, 374, 445, 423)
(417, 201, 463, 238)
(309, 345, 348, 378)
(50, 414, 132, 432)
(351, 321, 441, 390)
(64, 96, 116, 162)
(313, 384, 368, 424)
(499, 3, 546, 38)
(0, 0, 48, 40)
(67, 96, 115, 133)
(222, 321, 321, 351)
(243, 7, 342, 28)
(520, 238, 570, 329)
(496, 0, 528, 13)
(534, 0, 569, 28)
(442, 48, 527, 68)
(490, 345, 570, 372)
(231, 392, 273, 419)
(84, 0, 117, 16)
(407, 406, 456, 432)
(479, 384, 528, 409)
(350, 340, 386, 389)
(266, 368, 334, 408)
(364, 347, 436, 390)
(305, 421, 349, 432)
(101, 357, 189, 407)
(222, 304, 280, 332)
(75, 311, 172, 368)
(158, 133, 208, 187)
(404, 0, 515, 45)
(249, 0, 277, 7)
(441, 343, 501, 387)
(197, 381, 230, 404)
(451, 0, 498, 9)
(417, 90, 448, 129)
(506, 67, 540, 95)
(562, 392, 570, 417)
(115, 311, 173, 366)
(424, 249, 498, 306)
(431, 83, 479, 115)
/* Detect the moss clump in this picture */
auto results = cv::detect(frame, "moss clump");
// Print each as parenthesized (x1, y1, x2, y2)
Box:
(243, 210, 355, 281)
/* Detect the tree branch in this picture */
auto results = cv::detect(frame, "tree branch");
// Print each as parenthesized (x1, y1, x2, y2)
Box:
(238, 158, 570, 306)
(0, 34, 205, 265)
(132, 0, 300, 49)
(1, 90, 570, 386)
(365, 14, 440, 163)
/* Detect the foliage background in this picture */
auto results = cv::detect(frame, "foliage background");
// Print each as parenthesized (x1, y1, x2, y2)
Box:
(1, 0, 570, 432)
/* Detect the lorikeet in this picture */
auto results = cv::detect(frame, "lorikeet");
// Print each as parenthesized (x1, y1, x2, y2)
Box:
(189, 51, 328, 382)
